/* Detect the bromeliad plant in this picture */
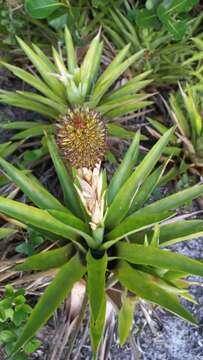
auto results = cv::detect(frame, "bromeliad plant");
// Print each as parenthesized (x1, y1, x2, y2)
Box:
(149, 84, 203, 175)
(1, 125, 203, 356)
(0, 26, 152, 151)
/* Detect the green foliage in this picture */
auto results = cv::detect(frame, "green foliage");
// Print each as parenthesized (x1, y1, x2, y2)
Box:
(118, 294, 136, 346)
(15, 228, 44, 256)
(149, 83, 203, 171)
(105, 127, 175, 229)
(25, 0, 65, 19)
(87, 251, 107, 351)
(0, 0, 26, 46)
(129, 0, 199, 40)
(0, 285, 41, 360)
(103, 8, 201, 84)
(25, 0, 122, 22)
(117, 260, 196, 324)
(0, 0, 58, 51)
(16, 244, 73, 271)
(190, 36, 203, 89)
(12, 254, 85, 355)
(0, 131, 203, 356)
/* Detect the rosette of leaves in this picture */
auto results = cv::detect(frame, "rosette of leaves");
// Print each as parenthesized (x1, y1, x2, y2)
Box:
(0, 26, 152, 161)
(1, 128, 203, 357)
(103, 8, 201, 85)
(149, 84, 203, 175)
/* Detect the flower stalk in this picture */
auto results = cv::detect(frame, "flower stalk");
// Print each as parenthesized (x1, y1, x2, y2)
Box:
(76, 162, 105, 235)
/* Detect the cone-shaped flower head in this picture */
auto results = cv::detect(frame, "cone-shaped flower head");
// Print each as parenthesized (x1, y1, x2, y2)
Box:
(57, 106, 106, 169)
